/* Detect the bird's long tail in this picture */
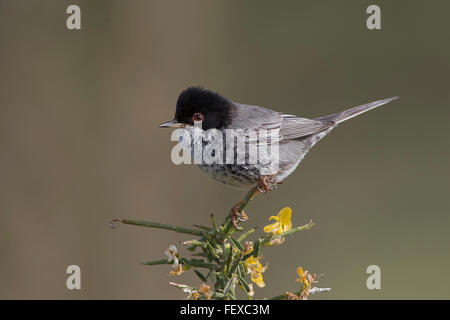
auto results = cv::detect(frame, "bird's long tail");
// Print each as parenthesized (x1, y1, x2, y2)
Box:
(314, 96, 399, 124)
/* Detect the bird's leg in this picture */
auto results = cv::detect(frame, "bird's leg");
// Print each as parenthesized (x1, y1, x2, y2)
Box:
(257, 175, 279, 193)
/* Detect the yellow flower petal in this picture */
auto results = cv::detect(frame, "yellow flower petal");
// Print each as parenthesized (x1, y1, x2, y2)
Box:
(279, 207, 292, 232)
(245, 256, 260, 270)
(254, 262, 265, 273)
(296, 267, 305, 282)
(284, 220, 292, 232)
(251, 272, 265, 288)
(245, 256, 267, 288)
(245, 256, 256, 265)
(263, 222, 279, 233)
(264, 207, 293, 235)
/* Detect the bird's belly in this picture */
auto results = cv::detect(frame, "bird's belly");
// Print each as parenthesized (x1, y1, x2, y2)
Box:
(195, 127, 334, 189)
(197, 164, 261, 190)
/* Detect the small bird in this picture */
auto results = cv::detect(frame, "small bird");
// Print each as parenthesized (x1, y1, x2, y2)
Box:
(160, 87, 398, 227)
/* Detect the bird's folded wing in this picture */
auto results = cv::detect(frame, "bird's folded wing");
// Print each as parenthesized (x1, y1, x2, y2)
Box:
(228, 104, 332, 142)
(280, 115, 333, 140)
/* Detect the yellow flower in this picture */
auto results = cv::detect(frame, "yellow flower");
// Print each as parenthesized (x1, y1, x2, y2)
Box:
(296, 267, 309, 287)
(244, 256, 266, 288)
(296, 266, 318, 293)
(263, 207, 292, 235)
(251, 272, 265, 288)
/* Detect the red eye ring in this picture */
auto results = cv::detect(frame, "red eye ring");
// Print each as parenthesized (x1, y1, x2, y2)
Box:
(193, 113, 203, 122)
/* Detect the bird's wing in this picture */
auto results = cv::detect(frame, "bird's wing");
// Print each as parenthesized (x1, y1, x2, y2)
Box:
(227, 104, 281, 132)
(228, 104, 332, 143)
(228, 97, 399, 142)
(279, 114, 333, 140)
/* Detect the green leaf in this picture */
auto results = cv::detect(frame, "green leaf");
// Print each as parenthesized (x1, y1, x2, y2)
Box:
(237, 228, 257, 242)
(215, 276, 225, 291)
(180, 258, 216, 269)
(191, 252, 208, 257)
(119, 219, 208, 237)
(194, 269, 208, 282)
(237, 264, 245, 277)
(223, 277, 234, 295)
(237, 275, 250, 293)
(230, 237, 244, 251)
(210, 214, 219, 234)
(206, 242, 220, 259)
(253, 239, 261, 258)
(227, 254, 243, 278)
(141, 259, 170, 266)
(225, 245, 233, 266)
(193, 224, 212, 231)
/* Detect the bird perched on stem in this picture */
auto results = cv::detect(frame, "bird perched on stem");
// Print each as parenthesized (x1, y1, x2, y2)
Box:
(160, 87, 398, 228)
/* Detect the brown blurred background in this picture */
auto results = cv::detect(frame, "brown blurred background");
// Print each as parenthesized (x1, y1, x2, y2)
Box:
(0, 0, 449, 299)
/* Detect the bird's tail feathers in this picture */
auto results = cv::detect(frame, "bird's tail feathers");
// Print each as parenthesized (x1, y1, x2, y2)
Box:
(314, 96, 399, 124)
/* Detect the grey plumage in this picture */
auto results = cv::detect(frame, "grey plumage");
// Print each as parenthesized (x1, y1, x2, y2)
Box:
(160, 87, 399, 190)
(198, 96, 399, 189)
(228, 96, 399, 142)
(314, 96, 399, 124)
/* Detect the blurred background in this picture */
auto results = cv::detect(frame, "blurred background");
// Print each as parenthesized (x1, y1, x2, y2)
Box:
(1, 0, 449, 299)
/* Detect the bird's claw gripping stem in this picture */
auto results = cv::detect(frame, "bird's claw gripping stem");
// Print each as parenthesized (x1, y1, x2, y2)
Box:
(257, 176, 278, 193)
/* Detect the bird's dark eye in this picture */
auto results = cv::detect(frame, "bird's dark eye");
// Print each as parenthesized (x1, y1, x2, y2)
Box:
(193, 113, 203, 122)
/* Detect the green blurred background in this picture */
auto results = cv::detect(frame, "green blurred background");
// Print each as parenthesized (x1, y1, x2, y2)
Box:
(1, 0, 449, 299)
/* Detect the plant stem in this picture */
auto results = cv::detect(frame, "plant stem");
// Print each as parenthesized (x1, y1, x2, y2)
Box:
(224, 185, 260, 233)
(237, 227, 257, 242)
(210, 214, 219, 234)
(141, 259, 171, 266)
(142, 258, 216, 269)
(115, 219, 208, 237)
(238, 185, 259, 213)
(182, 259, 217, 269)
(280, 221, 314, 237)
(259, 221, 314, 246)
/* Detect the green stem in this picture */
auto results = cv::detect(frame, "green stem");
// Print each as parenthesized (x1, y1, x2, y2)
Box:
(224, 185, 259, 233)
(238, 185, 259, 213)
(210, 214, 219, 234)
(142, 258, 216, 269)
(280, 221, 314, 237)
(259, 221, 314, 246)
(141, 259, 171, 266)
(115, 219, 208, 237)
(181, 258, 217, 269)
(237, 227, 257, 242)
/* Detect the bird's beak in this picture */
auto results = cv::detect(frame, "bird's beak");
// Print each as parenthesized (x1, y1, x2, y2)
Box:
(159, 120, 185, 128)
